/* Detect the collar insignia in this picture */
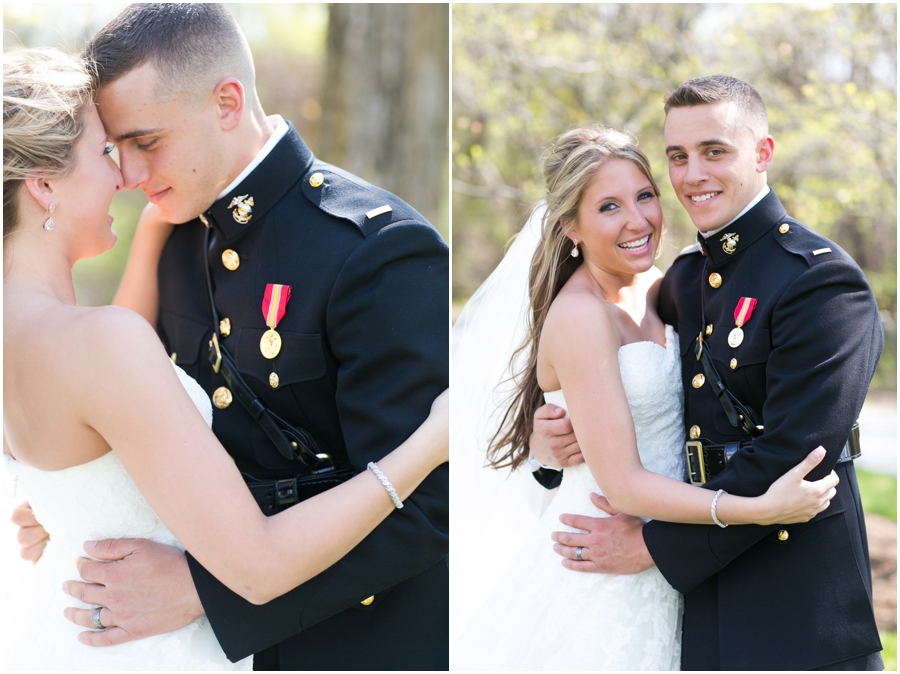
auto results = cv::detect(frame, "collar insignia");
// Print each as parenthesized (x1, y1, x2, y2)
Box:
(228, 195, 254, 224)
(720, 232, 740, 254)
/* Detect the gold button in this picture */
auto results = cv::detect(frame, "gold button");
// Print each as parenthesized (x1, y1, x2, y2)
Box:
(730, 358, 738, 369)
(212, 387, 233, 409)
(269, 372, 280, 389)
(709, 273, 722, 288)
(221, 249, 240, 271)
(309, 172, 324, 188)
(219, 317, 231, 338)
(692, 374, 706, 389)
(779, 223, 790, 234)
(706, 324, 714, 336)
(777, 529, 789, 541)
(689, 425, 701, 439)
(170, 352, 177, 364)
(360, 595, 375, 606)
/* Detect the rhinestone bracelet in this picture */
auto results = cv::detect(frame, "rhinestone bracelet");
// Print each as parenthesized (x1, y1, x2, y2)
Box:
(711, 489, 728, 528)
(367, 462, 403, 509)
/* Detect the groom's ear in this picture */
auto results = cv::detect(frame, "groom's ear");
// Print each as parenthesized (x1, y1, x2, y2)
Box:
(755, 135, 775, 173)
(212, 78, 245, 132)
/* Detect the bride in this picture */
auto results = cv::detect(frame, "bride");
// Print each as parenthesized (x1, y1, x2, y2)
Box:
(451, 125, 837, 670)
(2, 49, 448, 670)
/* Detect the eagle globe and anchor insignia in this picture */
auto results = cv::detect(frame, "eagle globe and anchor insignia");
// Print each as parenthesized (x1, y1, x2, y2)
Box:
(720, 232, 740, 254)
(229, 194, 255, 224)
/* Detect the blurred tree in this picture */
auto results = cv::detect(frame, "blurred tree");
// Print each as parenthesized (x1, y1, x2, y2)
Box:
(321, 4, 449, 231)
(452, 3, 896, 389)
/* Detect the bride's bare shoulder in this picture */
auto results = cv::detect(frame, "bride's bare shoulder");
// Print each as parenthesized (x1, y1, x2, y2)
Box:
(543, 282, 619, 353)
(65, 305, 169, 374)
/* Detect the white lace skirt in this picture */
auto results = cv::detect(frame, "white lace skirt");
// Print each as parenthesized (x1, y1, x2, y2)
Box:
(452, 463, 682, 671)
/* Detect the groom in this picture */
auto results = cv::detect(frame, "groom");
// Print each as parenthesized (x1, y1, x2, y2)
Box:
(15, 4, 448, 670)
(530, 76, 883, 670)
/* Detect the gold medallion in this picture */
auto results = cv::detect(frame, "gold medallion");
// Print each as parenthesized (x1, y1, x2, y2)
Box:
(720, 232, 740, 254)
(260, 328, 282, 359)
(269, 372, 280, 389)
(728, 327, 744, 348)
(222, 249, 240, 271)
(692, 374, 706, 389)
(228, 195, 254, 224)
(212, 386, 233, 409)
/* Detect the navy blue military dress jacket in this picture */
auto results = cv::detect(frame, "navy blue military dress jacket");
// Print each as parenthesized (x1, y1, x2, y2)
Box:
(644, 190, 883, 670)
(156, 124, 448, 670)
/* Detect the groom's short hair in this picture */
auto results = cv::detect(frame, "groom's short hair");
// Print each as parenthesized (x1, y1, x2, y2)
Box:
(664, 75, 768, 138)
(82, 3, 256, 106)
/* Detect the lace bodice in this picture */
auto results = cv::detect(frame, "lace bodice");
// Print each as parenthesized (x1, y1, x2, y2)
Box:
(3, 364, 250, 670)
(543, 324, 685, 498)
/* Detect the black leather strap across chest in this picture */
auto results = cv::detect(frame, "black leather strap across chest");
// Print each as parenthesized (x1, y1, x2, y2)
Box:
(202, 225, 334, 473)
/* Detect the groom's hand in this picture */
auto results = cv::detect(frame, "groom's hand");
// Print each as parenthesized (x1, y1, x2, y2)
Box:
(551, 494, 654, 574)
(530, 404, 585, 469)
(62, 538, 204, 647)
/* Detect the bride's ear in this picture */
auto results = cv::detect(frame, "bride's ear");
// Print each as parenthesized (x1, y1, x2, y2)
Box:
(24, 176, 56, 210)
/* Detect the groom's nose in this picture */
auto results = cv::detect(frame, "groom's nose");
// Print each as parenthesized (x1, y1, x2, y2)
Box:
(683, 156, 708, 185)
(117, 150, 151, 192)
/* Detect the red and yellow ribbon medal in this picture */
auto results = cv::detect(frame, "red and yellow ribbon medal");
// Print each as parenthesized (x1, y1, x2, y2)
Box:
(260, 283, 292, 359)
(728, 297, 758, 348)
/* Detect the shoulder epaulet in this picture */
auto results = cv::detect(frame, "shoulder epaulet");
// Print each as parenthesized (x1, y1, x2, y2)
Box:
(675, 242, 702, 259)
(773, 219, 844, 267)
(301, 162, 417, 235)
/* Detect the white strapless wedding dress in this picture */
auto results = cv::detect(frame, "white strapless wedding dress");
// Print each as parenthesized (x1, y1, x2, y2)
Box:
(3, 364, 252, 670)
(453, 325, 685, 671)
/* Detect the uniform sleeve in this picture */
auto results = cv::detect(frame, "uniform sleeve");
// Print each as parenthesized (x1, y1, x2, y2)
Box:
(186, 219, 449, 661)
(645, 257, 883, 594)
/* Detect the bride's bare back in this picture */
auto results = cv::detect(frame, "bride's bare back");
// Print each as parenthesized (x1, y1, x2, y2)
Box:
(3, 291, 180, 470)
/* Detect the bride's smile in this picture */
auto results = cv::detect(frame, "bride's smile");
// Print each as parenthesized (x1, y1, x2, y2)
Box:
(567, 157, 663, 281)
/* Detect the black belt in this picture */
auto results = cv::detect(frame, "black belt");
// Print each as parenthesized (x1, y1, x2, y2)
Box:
(244, 467, 356, 515)
(686, 422, 861, 486)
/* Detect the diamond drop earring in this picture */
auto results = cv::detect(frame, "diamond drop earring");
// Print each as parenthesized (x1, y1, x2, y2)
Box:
(43, 202, 56, 231)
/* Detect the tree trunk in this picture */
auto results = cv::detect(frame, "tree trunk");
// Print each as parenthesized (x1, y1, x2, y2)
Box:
(321, 4, 448, 231)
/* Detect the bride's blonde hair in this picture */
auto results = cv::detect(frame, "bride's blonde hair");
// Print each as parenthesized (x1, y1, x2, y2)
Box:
(488, 125, 661, 471)
(3, 49, 95, 236)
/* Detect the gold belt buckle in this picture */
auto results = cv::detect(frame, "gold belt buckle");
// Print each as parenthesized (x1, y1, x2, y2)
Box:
(209, 332, 223, 374)
(686, 440, 706, 486)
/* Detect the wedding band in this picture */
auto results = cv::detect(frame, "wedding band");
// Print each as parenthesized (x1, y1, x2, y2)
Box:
(575, 546, 584, 562)
(92, 606, 105, 629)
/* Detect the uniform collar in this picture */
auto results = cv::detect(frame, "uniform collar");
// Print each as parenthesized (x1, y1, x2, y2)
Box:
(202, 122, 314, 240)
(696, 189, 788, 266)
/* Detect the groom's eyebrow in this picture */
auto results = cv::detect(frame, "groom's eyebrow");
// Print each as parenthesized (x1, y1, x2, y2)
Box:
(112, 127, 164, 143)
(664, 139, 731, 155)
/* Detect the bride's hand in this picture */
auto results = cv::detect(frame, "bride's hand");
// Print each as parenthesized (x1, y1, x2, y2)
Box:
(758, 447, 839, 525)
